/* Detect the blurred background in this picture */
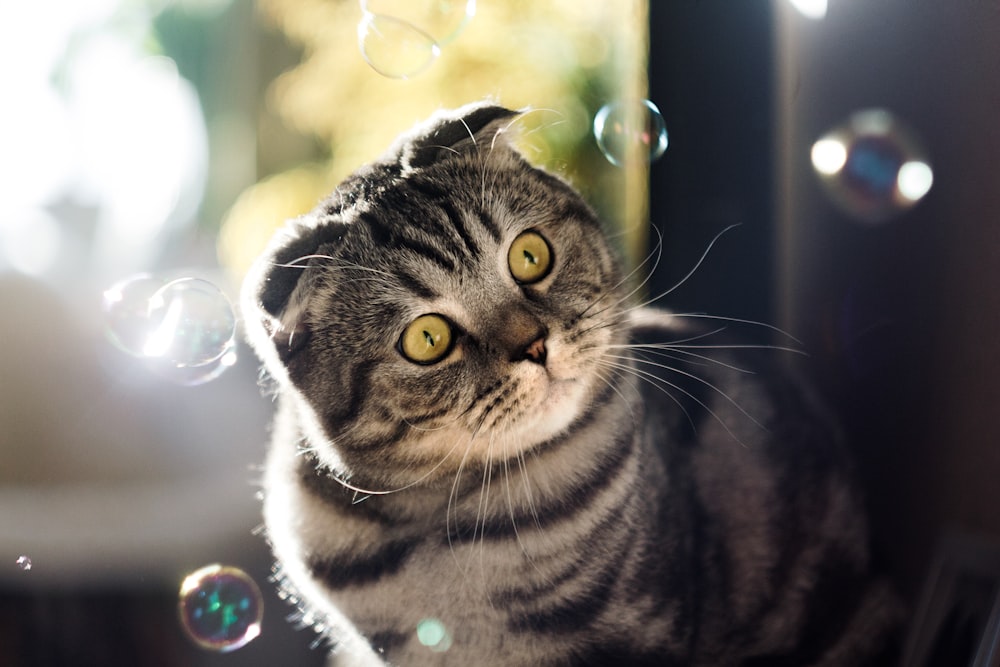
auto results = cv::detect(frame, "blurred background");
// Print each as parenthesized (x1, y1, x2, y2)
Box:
(1, 0, 999, 664)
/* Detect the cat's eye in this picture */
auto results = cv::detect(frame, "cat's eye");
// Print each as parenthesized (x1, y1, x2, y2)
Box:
(399, 314, 454, 364)
(508, 231, 553, 284)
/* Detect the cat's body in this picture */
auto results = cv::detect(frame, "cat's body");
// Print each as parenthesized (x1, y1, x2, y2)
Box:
(242, 102, 902, 666)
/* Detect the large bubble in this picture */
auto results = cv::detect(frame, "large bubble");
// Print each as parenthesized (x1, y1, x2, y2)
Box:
(357, 0, 475, 79)
(178, 564, 263, 653)
(594, 99, 669, 167)
(811, 109, 933, 223)
(102, 275, 238, 385)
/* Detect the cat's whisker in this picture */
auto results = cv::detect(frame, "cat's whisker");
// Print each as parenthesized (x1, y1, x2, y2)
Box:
(621, 340, 808, 366)
(496, 108, 562, 156)
(577, 225, 665, 322)
(515, 447, 543, 533)
(419, 143, 462, 157)
(606, 351, 766, 430)
(569, 311, 632, 341)
(472, 432, 497, 580)
(594, 358, 700, 441)
(606, 351, 766, 434)
(498, 434, 558, 587)
(447, 429, 481, 581)
(300, 425, 470, 498)
(276, 254, 399, 280)
(598, 357, 751, 448)
(401, 406, 468, 432)
(607, 343, 757, 375)
(645, 347, 750, 373)
(665, 312, 805, 346)
(629, 223, 741, 312)
(272, 253, 336, 268)
(592, 364, 641, 426)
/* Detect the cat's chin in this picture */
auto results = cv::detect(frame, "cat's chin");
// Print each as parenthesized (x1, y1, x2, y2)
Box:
(529, 378, 587, 438)
(502, 373, 592, 454)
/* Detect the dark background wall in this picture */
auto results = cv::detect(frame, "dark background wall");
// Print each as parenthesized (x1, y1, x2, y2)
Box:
(648, 1, 775, 335)
(651, 0, 1000, 624)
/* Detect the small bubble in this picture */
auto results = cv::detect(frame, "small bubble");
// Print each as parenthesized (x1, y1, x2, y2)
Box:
(811, 109, 933, 223)
(103, 274, 167, 357)
(102, 275, 238, 385)
(178, 564, 263, 653)
(361, 0, 475, 44)
(593, 99, 669, 167)
(357, 12, 441, 79)
(15, 555, 32, 571)
(416, 618, 452, 653)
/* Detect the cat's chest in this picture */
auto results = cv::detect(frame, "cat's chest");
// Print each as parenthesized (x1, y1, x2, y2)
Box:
(278, 488, 559, 661)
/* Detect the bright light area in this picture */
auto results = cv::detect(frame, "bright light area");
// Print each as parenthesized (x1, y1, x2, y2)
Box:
(811, 138, 848, 175)
(0, 0, 208, 284)
(143, 294, 184, 358)
(787, 0, 828, 20)
(0, 210, 62, 277)
(897, 160, 934, 202)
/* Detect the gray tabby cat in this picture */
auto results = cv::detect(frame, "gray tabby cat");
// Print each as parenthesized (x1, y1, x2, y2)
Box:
(241, 102, 903, 666)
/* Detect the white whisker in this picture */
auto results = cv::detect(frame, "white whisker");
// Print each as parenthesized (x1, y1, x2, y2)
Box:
(606, 351, 765, 432)
(631, 224, 741, 311)
(668, 312, 804, 345)
(599, 357, 751, 447)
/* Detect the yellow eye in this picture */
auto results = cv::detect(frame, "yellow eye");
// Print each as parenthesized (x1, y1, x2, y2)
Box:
(508, 231, 553, 284)
(400, 314, 453, 364)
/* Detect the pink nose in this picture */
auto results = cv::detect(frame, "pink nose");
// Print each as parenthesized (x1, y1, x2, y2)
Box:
(521, 336, 547, 365)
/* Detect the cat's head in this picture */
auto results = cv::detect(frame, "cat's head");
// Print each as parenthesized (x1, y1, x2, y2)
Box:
(242, 101, 627, 488)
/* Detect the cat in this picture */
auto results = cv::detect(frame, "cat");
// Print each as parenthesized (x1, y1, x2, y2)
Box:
(241, 101, 904, 666)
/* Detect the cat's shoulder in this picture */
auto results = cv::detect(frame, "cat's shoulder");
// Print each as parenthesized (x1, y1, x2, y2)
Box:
(624, 306, 688, 341)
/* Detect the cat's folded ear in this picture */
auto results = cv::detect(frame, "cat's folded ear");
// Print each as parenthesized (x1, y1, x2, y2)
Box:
(395, 101, 522, 171)
(241, 213, 347, 363)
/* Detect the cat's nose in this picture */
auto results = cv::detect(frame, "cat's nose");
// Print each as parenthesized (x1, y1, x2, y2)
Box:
(496, 306, 548, 366)
(518, 335, 547, 365)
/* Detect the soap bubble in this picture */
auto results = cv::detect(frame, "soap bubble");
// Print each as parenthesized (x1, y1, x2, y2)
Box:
(178, 564, 263, 653)
(102, 274, 238, 385)
(416, 617, 452, 653)
(362, 0, 475, 44)
(103, 274, 167, 357)
(358, 12, 440, 79)
(144, 278, 236, 367)
(593, 99, 668, 167)
(811, 109, 933, 223)
(149, 342, 238, 387)
(15, 555, 32, 571)
(357, 0, 475, 79)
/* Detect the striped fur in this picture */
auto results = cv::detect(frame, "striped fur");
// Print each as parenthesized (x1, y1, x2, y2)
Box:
(242, 102, 903, 666)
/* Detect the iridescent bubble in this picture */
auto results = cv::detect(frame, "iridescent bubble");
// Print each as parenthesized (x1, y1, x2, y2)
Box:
(103, 273, 167, 357)
(102, 274, 238, 385)
(15, 555, 32, 571)
(811, 109, 933, 223)
(594, 99, 669, 167)
(416, 617, 452, 653)
(361, 0, 475, 44)
(147, 340, 238, 387)
(178, 564, 263, 653)
(144, 278, 236, 368)
(357, 12, 441, 79)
